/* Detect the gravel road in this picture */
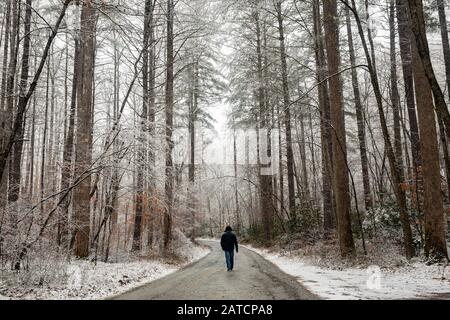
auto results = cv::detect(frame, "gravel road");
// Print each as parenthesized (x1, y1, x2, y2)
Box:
(113, 240, 318, 300)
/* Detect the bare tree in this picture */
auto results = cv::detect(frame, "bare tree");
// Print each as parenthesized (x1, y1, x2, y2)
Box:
(164, 0, 175, 251)
(73, 0, 96, 258)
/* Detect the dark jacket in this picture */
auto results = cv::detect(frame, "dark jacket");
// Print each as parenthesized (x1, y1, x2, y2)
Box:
(221, 231, 238, 252)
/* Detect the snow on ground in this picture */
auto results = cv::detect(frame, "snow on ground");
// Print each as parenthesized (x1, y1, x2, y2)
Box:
(0, 245, 210, 300)
(243, 244, 450, 300)
(196, 237, 217, 242)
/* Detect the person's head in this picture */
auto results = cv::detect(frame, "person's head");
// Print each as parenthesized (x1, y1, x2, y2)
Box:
(225, 226, 232, 232)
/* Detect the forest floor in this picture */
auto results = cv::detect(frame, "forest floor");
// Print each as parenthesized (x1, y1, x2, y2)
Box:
(0, 239, 210, 300)
(243, 242, 450, 299)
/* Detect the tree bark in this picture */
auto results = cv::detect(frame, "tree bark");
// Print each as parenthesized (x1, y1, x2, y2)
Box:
(323, 0, 355, 257)
(411, 23, 449, 262)
(73, 0, 96, 258)
(255, 9, 273, 243)
(164, 0, 175, 252)
(133, 0, 154, 252)
(147, 3, 156, 248)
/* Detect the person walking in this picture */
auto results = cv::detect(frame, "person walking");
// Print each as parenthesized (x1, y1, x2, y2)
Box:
(220, 226, 238, 271)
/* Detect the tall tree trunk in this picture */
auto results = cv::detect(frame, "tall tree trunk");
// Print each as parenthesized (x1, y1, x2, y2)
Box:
(233, 120, 240, 233)
(147, 4, 156, 248)
(436, 0, 450, 204)
(275, 1, 296, 227)
(58, 35, 80, 247)
(5, 0, 18, 118)
(411, 20, 449, 263)
(308, 112, 319, 209)
(276, 104, 284, 216)
(406, 0, 450, 138)
(345, 5, 372, 211)
(48, 46, 55, 196)
(439, 118, 450, 203)
(264, 21, 278, 220)
(40, 59, 50, 215)
(188, 61, 197, 241)
(389, 0, 406, 201)
(0, 0, 11, 211)
(8, 0, 33, 232)
(133, 0, 154, 252)
(163, 0, 174, 251)
(2, 0, 18, 216)
(396, 0, 421, 172)
(111, 26, 121, 254)
(73, 0, 96, 258)
(28, 68, 36, 199)
(323, 0, 355, 257)
(298, 109, 310, 203)
(255, 9, 273, 243)
(312, 0, 334, 233)
(397, 0, 423, 222)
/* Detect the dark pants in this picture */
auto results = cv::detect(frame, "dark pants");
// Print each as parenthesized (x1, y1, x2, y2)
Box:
(224, 250, 234, 270)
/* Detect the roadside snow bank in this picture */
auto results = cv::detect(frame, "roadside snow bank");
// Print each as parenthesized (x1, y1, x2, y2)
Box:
(0, 245, 210, 300)
(243, 244, 450, 300)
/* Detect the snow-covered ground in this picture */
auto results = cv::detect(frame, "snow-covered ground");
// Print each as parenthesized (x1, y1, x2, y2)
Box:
(243, 244, 450, 300)
(0, 245, 210, 300)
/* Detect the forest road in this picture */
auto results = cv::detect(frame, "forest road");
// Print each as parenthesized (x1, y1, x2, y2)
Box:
(112, 240, 318, 300)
